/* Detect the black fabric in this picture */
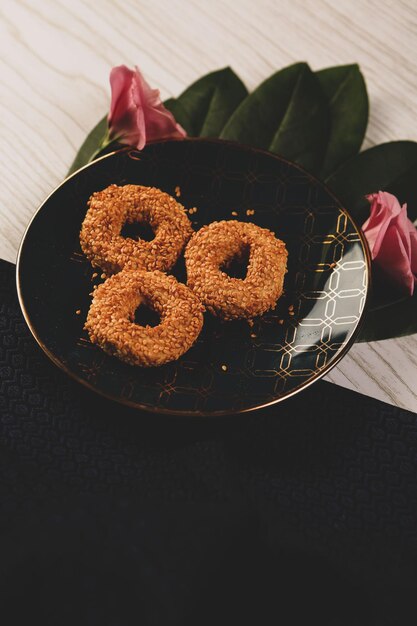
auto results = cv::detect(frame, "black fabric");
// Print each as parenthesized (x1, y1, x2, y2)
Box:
(1, 258, 417, 625)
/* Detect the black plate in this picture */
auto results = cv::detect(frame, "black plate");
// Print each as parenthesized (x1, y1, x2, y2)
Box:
(17, 139, 370, 416)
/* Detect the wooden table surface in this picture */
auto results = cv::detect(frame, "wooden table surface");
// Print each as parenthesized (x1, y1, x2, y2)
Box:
(1, 0, 416, 412)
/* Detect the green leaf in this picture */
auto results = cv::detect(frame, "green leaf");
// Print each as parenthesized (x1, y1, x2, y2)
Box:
(326, 141, 417, 340)
(358, 269, 416, 341)
(326, 141, 417, 223)
(358, 292, 417, 341)
(317, 64, 368, 179)
(164, 67, 248, 137)
(220, 62, 329, 174)
(67, 115, 108, 176)
(68, 68, 246, 174)
(163, 98, 188, 127)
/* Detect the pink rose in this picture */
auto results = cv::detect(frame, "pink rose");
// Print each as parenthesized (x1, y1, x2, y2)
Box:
(108, 65, 186, 150)
(362, 191, 417, 295)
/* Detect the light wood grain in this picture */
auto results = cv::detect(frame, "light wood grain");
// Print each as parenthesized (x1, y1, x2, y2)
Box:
(1, 0, 416, 411)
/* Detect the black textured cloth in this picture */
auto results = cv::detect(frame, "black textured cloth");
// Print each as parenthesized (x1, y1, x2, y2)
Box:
(1, 258, 417, 625)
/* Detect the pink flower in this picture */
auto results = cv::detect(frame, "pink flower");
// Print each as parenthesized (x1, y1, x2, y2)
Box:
(362, 191, 417, 295)
(108, 65, 186, 150)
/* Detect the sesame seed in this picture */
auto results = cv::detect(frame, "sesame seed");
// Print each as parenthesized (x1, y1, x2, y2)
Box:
(85, 269, 204, 367)
(75, 309, 81, 315)
(185, 220, 287, 322)
(80, 184, 193, 275)
(221, 364, 227, 371)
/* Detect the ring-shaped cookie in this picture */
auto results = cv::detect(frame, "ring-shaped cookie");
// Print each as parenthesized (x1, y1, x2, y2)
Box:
(80, 184, 193, 274)
(185, 220, 287, 320)
(85, 270, 204, 367)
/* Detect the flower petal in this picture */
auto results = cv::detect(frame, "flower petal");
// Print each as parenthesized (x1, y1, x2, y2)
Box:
(363, 192, 402, 257)
(374, 223, 415, 295)
(108, 65, 186, 151)
(108, 66, 134, 126)
(362, 191, 417, 295)
(408, 219, 417, 277)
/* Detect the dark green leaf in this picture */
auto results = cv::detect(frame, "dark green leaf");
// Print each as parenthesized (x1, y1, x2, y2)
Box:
(220, 62, 329, 174)
(164, 67, 248, 137)
(358, 269, 415, 341)
(317, 64, 368, 179)
(327, 141, 417, 341)
(163, 98, 187, 127)
(326, 140, 417, 223)
(67, 115, 108, 176)
(68, 68, 246, 174)
(358, 291, 417, 341)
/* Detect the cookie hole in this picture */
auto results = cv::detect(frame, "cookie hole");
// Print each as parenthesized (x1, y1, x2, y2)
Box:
(221, 245, 250, 279)
(134, 304, 160, 328)
(121, 221, 155, 242)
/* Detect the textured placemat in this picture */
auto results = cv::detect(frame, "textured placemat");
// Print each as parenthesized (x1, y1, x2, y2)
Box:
(1, 259, 416, 625)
